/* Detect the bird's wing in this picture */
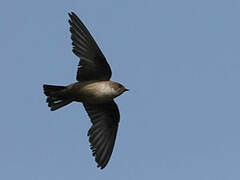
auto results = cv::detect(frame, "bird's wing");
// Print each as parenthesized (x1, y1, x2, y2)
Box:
(83, 101, 120, 169)
(68, 12, 112, 82)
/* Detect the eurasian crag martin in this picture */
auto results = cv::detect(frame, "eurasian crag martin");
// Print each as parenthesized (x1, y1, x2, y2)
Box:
(43, 12, 128, 169)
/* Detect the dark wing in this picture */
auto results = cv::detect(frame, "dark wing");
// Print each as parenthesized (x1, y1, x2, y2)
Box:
(68, 12, 112, 82)
(83, 101, 120, 169)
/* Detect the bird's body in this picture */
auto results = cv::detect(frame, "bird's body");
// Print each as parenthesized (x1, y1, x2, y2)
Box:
(43, 12, 128, 169)
(74, 81, 126, 103)
(48, 81, 126, 104)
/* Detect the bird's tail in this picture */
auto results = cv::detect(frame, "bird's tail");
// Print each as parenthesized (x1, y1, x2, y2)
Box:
(43, 84, 72, 111)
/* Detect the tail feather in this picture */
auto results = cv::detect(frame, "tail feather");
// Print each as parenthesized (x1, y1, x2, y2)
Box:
(43, 84, 72, 111)
(48, 99, 72, 111)
(43, 84, 66, 96)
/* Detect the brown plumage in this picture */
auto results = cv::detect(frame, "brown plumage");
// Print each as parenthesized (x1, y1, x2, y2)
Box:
(43, 12, 128, 169)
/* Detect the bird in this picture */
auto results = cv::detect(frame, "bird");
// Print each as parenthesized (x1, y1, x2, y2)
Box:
(43, 12, 129, 169)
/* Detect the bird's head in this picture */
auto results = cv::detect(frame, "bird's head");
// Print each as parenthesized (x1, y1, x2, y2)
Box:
(111, 82, 129, 97)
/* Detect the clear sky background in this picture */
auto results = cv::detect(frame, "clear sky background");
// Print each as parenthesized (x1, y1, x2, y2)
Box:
(1, 0, 240, 179)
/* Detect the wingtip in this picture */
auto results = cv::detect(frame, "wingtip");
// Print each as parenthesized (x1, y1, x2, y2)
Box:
(68, 11, 74, 15)
(97, 164, 105, 170)
(68, 12, 75, 19)
(69, 11, 78, 18)
(71, 11, 77, 16)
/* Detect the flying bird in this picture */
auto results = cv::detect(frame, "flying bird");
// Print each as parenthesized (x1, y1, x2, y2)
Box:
(43, 12, 128, 169)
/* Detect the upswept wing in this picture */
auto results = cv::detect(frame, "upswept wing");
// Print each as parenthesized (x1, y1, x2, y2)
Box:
(68, 12, 112, 82)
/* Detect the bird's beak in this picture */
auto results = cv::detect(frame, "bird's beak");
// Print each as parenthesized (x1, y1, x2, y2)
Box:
(124, 88, 129, 92)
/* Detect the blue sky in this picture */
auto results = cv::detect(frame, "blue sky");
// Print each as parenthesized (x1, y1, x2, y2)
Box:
(1, 0, 240, 179)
